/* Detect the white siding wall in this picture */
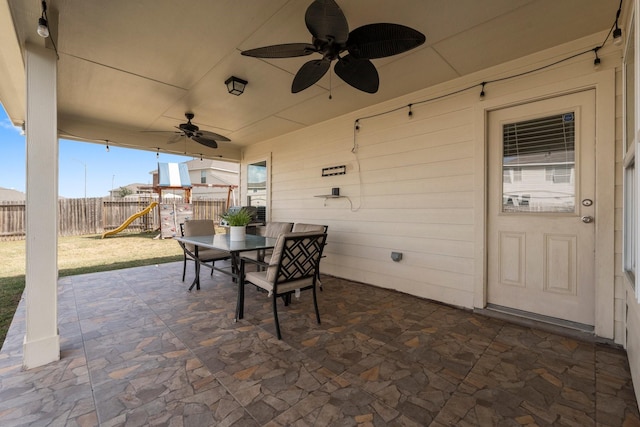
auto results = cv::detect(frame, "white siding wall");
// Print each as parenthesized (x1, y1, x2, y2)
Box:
(242, 33, 623, 337)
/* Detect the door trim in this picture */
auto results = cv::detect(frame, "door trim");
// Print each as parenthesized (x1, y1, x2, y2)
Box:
(473, 70, 616, 339)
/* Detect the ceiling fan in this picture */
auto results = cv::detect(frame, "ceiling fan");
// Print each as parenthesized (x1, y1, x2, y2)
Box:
(145, 113, 230, 149)
(241, 0, 426, 94)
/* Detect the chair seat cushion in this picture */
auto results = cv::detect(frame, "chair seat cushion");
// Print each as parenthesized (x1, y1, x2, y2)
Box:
(197, 248, 230, 261)
(245, 271, 314, 296)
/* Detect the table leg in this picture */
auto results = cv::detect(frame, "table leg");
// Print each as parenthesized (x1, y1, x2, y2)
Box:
(188, 246, 201, 291)
(234, 253, 245, 320)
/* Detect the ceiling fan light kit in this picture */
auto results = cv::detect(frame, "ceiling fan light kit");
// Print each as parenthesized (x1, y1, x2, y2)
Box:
(241, 0, 425, 95)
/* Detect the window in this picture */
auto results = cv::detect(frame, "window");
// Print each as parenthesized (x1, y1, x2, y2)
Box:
(200, 170, 206, 184)
(503, 167, 522, 184)
(245, 157, 270, 222)
(545, 166, 573, 183)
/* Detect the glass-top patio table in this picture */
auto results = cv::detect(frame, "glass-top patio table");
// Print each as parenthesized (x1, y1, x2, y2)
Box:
(174, 233, 278, 318)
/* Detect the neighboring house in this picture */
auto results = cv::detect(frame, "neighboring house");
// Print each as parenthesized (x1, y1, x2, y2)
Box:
(0, 187, 25, 201)
(106, 183, 154, 200)
(247, 180, 266, 207)
(184, 158, 239, 201)
(108, 160, 238, 202)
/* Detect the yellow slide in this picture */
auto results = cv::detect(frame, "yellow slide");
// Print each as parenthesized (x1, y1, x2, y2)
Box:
(101, 202, 158, 238)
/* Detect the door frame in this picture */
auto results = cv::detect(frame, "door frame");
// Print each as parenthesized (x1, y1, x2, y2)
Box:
(473, 70, 616, 339)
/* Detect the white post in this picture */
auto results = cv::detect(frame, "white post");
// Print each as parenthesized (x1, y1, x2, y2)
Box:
(23, 43, 60, 369)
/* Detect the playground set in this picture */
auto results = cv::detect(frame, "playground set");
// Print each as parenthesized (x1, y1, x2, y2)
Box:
(101, 162, 236, 238)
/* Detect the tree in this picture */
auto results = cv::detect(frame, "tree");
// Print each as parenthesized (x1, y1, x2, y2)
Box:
(117, 186, 134, 198)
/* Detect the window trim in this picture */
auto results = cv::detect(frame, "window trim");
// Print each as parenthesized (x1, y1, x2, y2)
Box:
(622, 5, 639, 300)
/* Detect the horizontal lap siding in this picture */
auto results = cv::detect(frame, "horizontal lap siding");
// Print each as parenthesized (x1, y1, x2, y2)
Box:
(244, 36, 626, 352)
(248, 102, 477, 308)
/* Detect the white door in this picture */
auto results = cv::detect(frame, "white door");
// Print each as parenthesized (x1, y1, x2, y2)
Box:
(487, 90, 596, 326)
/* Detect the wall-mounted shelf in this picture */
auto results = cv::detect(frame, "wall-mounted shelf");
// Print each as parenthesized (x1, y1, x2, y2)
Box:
(315, 194, 352, 208)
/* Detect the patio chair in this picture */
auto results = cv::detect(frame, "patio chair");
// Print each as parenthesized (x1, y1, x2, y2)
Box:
(291, 223, 327, 233)
(243, 221, 294, 264)
(256, 221, 294, 237)
(180, 219, 231, 285)
(292, 223, 328, 289)
(239, 232, 327, 339)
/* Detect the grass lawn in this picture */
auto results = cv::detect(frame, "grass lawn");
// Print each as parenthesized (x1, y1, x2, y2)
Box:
(0, 232, 184, 347)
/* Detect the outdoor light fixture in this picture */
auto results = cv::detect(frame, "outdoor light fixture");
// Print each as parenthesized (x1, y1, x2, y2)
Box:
(37, 1, 49, 37)
(225, 76, 247, 96)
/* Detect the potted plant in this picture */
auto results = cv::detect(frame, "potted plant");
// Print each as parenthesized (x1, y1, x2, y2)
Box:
(221, 208, 253, 241)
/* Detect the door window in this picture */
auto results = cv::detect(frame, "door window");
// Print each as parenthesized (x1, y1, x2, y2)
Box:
(502, 112, 576, 213)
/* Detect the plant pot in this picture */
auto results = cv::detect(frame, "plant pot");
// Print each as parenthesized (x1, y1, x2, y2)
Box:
(229, 226, 246, 241)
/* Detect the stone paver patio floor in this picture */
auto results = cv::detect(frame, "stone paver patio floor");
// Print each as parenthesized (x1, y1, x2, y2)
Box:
(0, 261, 638, 426)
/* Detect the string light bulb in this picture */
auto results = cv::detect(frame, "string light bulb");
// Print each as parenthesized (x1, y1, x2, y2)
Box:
(593, 47, 601, 69)
(408, 104, 413, 118)
(156, 148, 160, 159)
(355, 120, 360, 131)
(37, 1, 49, 38)
(613, 1, 623, 46)
(37, 17, 49, 38)
(480, 82, 486, 98)
(613, 26, 623, 45)
(105, 143, 109, 152)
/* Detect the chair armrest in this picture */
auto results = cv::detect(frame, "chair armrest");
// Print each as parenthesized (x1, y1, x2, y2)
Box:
(240, 255, 270, 269)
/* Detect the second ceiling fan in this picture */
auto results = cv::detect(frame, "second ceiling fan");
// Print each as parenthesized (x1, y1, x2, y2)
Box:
(241, 0, 426, 94)
(148, 113, 230, 149)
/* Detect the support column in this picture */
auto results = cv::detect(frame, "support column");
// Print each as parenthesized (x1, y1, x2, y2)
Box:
(23, 43, 59, 369)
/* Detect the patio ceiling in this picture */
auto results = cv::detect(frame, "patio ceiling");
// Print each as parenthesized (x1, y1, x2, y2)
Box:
(0, 0, 614, 161)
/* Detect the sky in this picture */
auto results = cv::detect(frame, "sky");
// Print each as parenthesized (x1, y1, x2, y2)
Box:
(0, 106, 196, 198)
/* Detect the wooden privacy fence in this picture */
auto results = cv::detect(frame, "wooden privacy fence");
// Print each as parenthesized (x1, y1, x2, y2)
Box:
(0, 198, 228, 241)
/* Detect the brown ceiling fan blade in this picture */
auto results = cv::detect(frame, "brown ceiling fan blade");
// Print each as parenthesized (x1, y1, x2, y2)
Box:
(292, 59, 331, 93)
(191, 137, 218, 149)
(347, 23, 426, 59)
(334, 55, 379, 93)
(197, 130, 231, 142)
(304, 0, 349, 44)
(241, 43, 316, 58)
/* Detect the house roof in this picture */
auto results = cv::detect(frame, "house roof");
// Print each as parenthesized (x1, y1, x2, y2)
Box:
(0, 186, 25, 201)
(185, 158, 240, 173)
(0, 1, 616, 159)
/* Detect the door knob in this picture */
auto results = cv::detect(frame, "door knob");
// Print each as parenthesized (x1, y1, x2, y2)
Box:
(581, 216, 594, 223)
